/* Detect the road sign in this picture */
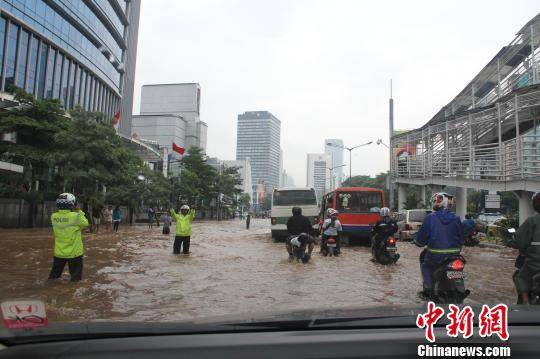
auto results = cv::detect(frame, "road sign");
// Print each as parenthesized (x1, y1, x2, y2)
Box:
(485, 194, 501, 209)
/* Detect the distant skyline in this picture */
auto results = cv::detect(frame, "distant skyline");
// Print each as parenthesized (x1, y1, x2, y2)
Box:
(132, 0, 539, 185)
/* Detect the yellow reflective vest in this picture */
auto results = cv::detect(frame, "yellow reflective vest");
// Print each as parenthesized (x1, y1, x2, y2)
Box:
(51, 209, 89, 258)
(170, 209, 195, 236)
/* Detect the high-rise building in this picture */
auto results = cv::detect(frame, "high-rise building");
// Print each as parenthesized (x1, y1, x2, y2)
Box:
(236, 111, 281, 201)
(137, 83, 208, 151)
(306, 153, 331, 202)
(325, 139, 344, 189)
(279, 148, 283, 186)
(223, 159, 252, 197)
(0, 0, 140, 137)
(281, 170, 295, 188)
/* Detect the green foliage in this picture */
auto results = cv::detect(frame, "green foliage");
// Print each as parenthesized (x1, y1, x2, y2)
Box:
(171, 148, 245, 210)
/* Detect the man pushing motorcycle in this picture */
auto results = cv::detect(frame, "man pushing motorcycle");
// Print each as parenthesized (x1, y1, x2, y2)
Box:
(286, 207, 316, 263)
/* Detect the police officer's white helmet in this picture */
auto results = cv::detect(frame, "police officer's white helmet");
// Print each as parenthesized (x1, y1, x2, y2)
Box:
(380, 207, 391, 217)
(56, 193, 76, 210)
(180, 205, 190, 211)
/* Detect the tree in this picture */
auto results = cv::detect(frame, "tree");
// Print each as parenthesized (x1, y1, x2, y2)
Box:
(172, 147, 217, 207)
(0, 91, 69, 196)
(54, 106, 155, 208)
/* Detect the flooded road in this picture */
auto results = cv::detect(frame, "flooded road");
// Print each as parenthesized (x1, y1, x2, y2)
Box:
(0, 219, 519, 323)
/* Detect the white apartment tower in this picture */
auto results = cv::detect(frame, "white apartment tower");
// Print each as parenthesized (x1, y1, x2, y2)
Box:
(306, 153, 331, 202)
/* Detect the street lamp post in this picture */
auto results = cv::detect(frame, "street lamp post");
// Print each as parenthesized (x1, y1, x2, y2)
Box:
(327, 164, 347, 190)
(326, 141, 373, 181)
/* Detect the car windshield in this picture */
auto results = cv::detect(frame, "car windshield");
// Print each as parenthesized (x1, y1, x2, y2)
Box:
(409, 210, 430, 222)
(273, 190, 317, 206)
(0, 1, 538, 348)
(336, 191, 382, 213)
(484, 214, 505, 224)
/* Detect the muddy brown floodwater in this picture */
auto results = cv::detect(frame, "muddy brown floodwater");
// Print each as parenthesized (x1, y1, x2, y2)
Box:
(0, 219, 519, 323)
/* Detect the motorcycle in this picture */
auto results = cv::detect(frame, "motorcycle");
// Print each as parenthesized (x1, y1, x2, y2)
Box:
(418, 248, 470, 304)
(326, 236, 337, 257)
(463, 230, 480, 247)
(321, 236, 340, 257)
(372, 234, 400, 265)
(506, 228, 540, 304)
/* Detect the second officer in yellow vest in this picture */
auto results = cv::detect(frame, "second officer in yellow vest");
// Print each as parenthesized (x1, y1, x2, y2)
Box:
(170, 205, 196, 254)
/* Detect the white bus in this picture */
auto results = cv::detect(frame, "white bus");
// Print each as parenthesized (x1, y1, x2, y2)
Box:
(270, 187, 319, 239)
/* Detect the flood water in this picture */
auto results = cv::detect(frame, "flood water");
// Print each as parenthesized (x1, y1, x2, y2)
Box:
(0, 219, 519, 323)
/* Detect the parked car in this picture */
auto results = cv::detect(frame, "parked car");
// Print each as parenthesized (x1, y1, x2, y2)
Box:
(396, 209, 432, 241)
(476, 212, 507, 236)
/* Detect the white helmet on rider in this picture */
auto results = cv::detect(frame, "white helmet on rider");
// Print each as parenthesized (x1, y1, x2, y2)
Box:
(327, 208, 338, 217)
(180, 205, 190, 211)
(431, 192, 453, 211)
(380, 207, 391, 217)
(56, 193, 76, 210)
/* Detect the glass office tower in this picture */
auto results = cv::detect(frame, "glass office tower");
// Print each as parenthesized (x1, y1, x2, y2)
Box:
(0, 0, 140, 136)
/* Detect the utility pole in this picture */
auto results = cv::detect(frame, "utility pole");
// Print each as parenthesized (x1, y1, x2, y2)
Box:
(327, 142, 372, 182)
(389, 79, 394, 210)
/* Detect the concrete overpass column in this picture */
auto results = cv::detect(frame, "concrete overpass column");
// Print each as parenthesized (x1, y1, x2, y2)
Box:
(516, 191, 535, 225)
(455, 187, 467, 218)
(398, 183, 407, 211)
(420, 186, 427, 208)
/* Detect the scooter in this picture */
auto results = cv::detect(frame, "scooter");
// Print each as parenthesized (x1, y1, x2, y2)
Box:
(463, 230, 480, 247)
(372, 234, 400, 265)
(418, 248, 470, 304)
(326, 237, 337, 257)
(321, 236, 340, 257)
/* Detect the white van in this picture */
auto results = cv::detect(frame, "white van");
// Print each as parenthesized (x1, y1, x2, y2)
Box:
(270, 187, 319, 239)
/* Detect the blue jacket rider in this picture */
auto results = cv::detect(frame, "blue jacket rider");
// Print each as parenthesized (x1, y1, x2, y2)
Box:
(414, 192, 464, 294)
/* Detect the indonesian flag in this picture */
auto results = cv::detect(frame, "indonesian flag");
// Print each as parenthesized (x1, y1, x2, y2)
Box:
(111, 111, 121, 125)
(172, 142, 185, 156)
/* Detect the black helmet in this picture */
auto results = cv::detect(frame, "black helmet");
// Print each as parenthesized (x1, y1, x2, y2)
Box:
(533, 192, 540, 213)
(292, 207, 302, 216)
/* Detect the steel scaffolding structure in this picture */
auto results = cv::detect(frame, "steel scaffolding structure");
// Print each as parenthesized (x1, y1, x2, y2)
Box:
(391, 13, 540, 194)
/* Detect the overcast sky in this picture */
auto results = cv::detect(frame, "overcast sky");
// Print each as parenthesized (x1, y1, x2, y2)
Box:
(133, 0, 539, 186)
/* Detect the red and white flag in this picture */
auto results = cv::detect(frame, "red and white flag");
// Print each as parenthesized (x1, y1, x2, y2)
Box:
(172, 142, 185, 156)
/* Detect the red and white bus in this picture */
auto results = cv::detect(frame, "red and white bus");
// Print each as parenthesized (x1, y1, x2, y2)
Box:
(320, 187, 386, 240)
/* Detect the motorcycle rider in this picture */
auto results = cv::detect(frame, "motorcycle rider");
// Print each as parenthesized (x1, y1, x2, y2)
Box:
(414, 192, 464, 297)
(462, 214, 476, 243)
(513, 192, 540, 304)
(286, 207, 315, 261)
(321, 208, 343, 256)
(371, 207, 399, 260)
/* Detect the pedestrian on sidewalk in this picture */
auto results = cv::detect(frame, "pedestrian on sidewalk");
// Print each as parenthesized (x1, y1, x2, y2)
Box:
(246, 212, 251, 230)
(147, 206, 154, 229)
(103, 206, 113, 233)
(162, 212, 172, 235)
(153, 206, 160, 227)
(48, 193, 89, 282)
(92, 204, 101, 233)
(171, 205, 196, 254)
(113, 205, 122, 232)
